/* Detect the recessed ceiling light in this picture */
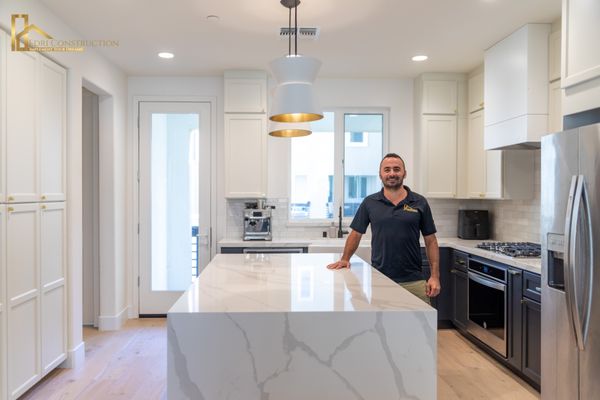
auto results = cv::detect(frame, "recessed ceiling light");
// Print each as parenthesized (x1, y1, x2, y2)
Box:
(158, 52, 174, 59)
(206, 15, 220, 22)
(412, 55, 428, 62)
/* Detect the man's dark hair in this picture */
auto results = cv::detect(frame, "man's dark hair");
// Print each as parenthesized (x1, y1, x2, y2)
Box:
(379, 153, 406, 169)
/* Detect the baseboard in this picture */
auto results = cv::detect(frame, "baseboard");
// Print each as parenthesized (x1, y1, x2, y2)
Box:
(98, 306, 129, 331)
(61, 341, 85, 369)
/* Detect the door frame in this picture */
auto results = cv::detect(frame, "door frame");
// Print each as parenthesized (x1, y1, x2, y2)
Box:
(130, 96, 217, 317)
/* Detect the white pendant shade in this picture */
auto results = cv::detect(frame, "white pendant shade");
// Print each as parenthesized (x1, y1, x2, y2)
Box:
(268, 121, 312, 137)
(269, 55, 323, 123)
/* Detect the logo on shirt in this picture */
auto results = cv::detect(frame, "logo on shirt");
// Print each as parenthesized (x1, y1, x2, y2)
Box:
(402, 204, 418, 213)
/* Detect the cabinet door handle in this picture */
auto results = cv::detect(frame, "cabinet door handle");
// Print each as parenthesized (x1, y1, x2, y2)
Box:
(8, 207, 14, 212)
(535, 286, 541, 293)
(8, 196, 14, 201)
(41, 195, 47, 200)
(509, 270, 521, 276)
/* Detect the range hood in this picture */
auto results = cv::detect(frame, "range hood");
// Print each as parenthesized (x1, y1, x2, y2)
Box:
(484, 24, 551, 150)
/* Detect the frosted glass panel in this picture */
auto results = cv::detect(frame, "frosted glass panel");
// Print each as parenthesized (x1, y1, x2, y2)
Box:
(151, 113, 200, 291)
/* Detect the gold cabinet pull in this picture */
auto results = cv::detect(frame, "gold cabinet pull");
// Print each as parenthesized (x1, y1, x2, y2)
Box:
(41, 205, 47, 210)
(41, 195, 47, 200)
(8, 196, 14, 201)
(8, 207, 14, 212)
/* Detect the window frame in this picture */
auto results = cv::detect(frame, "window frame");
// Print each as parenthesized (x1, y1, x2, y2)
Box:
(287, 107, 390, 225)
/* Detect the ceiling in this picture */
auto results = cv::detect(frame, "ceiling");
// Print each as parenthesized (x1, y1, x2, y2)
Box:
(40, 0, 561, 78)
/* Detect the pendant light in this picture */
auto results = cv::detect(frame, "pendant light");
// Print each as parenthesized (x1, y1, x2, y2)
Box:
(268, 121, 312, 137)
(268, 0, 322, 137)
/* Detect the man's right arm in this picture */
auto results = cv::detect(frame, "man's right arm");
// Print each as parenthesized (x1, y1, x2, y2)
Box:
(326, 230, 362, 269)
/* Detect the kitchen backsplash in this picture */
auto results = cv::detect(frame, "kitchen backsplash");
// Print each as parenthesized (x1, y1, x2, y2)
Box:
(225, 151, 541, 243)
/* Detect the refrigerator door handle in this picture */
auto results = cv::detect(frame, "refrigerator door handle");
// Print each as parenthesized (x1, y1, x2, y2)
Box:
(568, 175, 593, 350)
(564, 175, 581, 348)
(577, 176, 594, 350)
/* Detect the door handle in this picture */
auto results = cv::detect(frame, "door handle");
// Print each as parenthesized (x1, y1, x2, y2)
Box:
(566, 175, 593, 350)
(564, 175, 580, 349)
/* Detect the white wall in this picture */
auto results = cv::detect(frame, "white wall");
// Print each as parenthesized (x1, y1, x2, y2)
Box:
(0, 0, 128, 364)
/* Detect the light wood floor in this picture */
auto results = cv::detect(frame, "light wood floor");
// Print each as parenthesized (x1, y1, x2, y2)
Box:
(21, 319, 539, 400)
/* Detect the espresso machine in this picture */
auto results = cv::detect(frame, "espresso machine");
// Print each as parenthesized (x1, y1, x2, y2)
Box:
(243, 200, 272, 241)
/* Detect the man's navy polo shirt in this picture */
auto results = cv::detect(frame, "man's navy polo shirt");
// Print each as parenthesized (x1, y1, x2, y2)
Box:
(350, 186, 437, 283)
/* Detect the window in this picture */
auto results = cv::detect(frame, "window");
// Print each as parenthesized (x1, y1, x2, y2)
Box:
(290, 110, 386, 221)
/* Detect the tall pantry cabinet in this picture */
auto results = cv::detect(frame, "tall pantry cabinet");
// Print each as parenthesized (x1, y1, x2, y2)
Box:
(0, 30, 68, 400)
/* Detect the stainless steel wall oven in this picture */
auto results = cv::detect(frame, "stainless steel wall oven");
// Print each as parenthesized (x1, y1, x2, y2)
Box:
(467, 256, 508, 357)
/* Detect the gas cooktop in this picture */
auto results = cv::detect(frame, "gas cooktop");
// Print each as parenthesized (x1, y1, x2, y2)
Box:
(476, 242, 541, 258)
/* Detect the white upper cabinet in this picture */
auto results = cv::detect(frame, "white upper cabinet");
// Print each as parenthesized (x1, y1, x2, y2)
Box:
(224, 71, 268, 198)
(467, 111, 485, 198)
(548, 29, 561, 83)
(484, 24, 550, 150)
(38, 58, 66, 202)
(415, 73, 466, 199)
(468, 73, 484, 113)
(224, 71, 267, 113)
(422, 80, 457, 115)
(562, 0, 600, 115)
(467, 73, 534, 200)
(224, 114, 267, 198)
(548, 80, 563, 133)
(4, 49, 66, 204)
(6, 50, 37, 203)
(422, 115, 457, 198)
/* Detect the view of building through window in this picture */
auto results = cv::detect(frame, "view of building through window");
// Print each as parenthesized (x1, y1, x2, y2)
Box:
(290, 111, 384, 221)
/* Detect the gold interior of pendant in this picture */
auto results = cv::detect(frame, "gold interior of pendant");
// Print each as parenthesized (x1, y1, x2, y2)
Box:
(269, 129, 312, 138)
(269, 113, 323, 123)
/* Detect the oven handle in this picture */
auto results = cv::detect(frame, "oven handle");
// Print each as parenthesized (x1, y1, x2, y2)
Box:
(468, 271, 506, 292)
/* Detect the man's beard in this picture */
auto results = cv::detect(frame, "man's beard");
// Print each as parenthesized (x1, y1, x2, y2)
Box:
(382, 176, 404, 190)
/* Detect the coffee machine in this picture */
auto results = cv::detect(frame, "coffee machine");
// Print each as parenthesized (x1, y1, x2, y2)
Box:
(243, 200, 272, 241)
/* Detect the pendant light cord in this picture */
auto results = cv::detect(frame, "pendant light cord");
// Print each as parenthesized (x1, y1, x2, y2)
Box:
(288, 7, 291, 56)
(294, 3, 298, 56)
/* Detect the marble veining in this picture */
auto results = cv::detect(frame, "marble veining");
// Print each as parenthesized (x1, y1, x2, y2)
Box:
(168, 253, 436, 400)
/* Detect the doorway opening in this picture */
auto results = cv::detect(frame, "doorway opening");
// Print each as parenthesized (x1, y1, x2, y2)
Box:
(82, 87, 100, 327)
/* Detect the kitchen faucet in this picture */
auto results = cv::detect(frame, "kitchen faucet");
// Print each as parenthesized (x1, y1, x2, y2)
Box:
(337, 206, 349, 238)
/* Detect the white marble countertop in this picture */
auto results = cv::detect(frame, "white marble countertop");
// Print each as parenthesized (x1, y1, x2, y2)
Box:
(169, 253, 434, 314)
(217, 237, 542, 275)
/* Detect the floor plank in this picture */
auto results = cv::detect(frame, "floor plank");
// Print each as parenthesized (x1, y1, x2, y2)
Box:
(21, 319, 539, 399)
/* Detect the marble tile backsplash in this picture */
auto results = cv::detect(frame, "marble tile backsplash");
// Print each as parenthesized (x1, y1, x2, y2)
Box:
(225, 151, 541, 243)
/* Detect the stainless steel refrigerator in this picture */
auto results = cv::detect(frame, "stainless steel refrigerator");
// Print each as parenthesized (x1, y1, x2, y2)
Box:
(541, 122, 600, 399)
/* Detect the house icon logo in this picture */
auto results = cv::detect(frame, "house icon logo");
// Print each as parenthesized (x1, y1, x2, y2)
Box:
(11, 14, 53, 51)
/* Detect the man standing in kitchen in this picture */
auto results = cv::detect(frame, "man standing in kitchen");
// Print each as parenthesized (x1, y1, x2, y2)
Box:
(327, 153, 441, 303)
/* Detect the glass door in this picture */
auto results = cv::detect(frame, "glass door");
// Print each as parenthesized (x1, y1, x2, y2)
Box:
(138, 101, 212, 315)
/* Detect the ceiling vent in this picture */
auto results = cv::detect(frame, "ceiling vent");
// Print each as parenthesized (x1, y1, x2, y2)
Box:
(279, 27, 320, 40)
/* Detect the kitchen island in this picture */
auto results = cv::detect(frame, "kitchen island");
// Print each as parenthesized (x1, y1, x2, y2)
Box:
(167, 253, 436, 400)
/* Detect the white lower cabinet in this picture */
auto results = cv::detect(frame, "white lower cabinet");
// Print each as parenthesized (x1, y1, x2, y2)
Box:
(421, 115, 458, 198)
(0, 206, 5, 400)
(6, 204, 39, 399)
(5, 202, 66, 400)
(40, 202, 66, 375)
